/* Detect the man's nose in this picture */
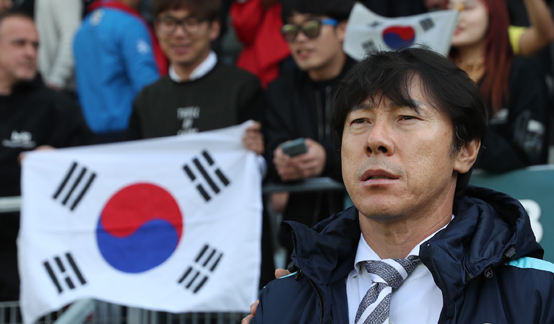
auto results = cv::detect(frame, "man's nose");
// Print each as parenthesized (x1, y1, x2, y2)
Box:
(173, 24, 190, 37)
(24, 43, 37, 58)
(365, 119, 394, 156)
(293, 29, 309, 43)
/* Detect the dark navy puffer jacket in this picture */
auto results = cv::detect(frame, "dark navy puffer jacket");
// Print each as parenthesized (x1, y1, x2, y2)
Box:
(251, 186, 554, 324)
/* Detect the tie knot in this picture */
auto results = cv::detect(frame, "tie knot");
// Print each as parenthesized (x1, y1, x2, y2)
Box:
(362, 255, 421, 289)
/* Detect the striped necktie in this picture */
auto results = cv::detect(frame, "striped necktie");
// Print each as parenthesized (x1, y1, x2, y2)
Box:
(354, 255, 421, 324)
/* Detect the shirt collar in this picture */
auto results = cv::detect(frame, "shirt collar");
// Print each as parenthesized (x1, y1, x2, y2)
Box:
(169, 51, 217, 82)
(349, 215, 455, 279)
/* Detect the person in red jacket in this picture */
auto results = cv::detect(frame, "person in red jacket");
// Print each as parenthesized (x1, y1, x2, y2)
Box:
(231, 0, 291, 87)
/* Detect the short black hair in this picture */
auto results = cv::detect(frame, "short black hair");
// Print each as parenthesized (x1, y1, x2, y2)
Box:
(153, 0, 220, 21)
(281, 0, 354, 23)
(332, 47, 488, 198)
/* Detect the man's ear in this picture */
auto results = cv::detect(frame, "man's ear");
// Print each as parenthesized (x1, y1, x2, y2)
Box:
(336, 20, 347, 42)
(454, 139, 481, 174)
(209, 20, 221, 41)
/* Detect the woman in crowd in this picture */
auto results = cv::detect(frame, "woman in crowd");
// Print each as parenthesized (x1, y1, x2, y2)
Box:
(447, 0, 550, 171)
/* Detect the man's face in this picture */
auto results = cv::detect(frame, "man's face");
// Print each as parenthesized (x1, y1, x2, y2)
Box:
(0, 17, 39, 85)
(448, 0, 488, 48)
(285, 12, 345, 74)
(155, 9, 219, 69)
(341, 80, 470, 223)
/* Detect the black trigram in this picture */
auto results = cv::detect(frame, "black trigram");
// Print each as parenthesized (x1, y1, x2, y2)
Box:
(44, 252, 87, 294)
(177, 244, 223, 293)
(183, 150, 230, 202)
(367, 21, 381, 28)
(362, 40, 378, 54)
(52, 162, 96, 211)
(420, 17, 435, 31)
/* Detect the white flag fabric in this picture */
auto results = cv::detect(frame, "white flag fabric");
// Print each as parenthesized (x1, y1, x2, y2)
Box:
(18, 122, 263, 324)
(344, 3, 459, 60)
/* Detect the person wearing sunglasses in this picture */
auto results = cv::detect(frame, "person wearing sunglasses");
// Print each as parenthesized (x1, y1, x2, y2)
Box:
(264, 0, 356, 263)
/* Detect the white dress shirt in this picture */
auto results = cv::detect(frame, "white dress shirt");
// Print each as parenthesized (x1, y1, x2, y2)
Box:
(169, 51, 218, 82)
(346, 217, 454, 324)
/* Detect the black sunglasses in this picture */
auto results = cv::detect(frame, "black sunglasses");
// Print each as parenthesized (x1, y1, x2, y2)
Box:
(280, 18, 338, 42)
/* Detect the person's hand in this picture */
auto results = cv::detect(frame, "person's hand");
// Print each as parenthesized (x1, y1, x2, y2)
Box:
(18, 145, 55, 164)
(241, 300, 259, 324)
(274, 139, 326, 181)
(243, 121, 264, 155)
(273, 145, 304, 181)
(290, 138, 326, 179)
(240, 269, 291, 324)
(274, 268, 291, 278)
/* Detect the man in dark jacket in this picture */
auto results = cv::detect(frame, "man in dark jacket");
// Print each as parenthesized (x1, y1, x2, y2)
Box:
(249, 48, 554, 323)
(0, 12, 95, 301)
(126, 0, 265, 154)
(264, 0, 356, 252)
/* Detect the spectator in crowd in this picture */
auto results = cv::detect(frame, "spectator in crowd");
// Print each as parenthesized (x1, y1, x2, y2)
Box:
(73, 0, 165, 143)
(230, 0, 291, 88)
(0, 12, 95, 300)
(126, 0, 270, 287)
(447, 0, 550, 171)
(263, 0, 356, 253)
(126, 0, 265, 149)
(245, 47, 554, 324)
(506, 0, 554, 56)
(35, 0, 82, 93)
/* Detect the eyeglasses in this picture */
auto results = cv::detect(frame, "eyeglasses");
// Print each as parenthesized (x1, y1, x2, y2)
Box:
(156, 16, 208, 35)
(280, 18, 338, 42)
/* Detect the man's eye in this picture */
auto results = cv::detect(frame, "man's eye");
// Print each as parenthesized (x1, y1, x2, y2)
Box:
(353, 118, 366, 124)
(400, 116, 416, 121)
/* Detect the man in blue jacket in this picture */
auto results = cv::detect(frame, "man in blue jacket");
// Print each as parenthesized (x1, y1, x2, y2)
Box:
(73, 0, 162, 143)
(247, 48, 554, 323)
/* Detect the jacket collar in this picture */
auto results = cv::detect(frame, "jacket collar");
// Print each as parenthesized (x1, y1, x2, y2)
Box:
(283, 186, 543, 289)
(294, 55, 358, 88)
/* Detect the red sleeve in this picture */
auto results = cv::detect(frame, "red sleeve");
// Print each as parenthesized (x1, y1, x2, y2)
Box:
(230, 0, 264, 45)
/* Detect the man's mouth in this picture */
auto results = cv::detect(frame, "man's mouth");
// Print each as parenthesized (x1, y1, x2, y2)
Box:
(296, 48, 312, 57)
(360, 169, 399, 182)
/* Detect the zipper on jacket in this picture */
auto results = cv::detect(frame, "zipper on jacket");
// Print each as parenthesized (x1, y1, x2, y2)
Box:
(291, 226, 324, 323)
(427, 243, 449, 324)
(324, 86, 332, 141)
(307, 276, 325, 324)
(315, 90, 324, 142)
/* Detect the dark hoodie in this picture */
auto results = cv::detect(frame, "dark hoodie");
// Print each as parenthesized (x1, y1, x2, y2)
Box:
(264, 56, 358, 233)
(252, 186, 554, 324)
(0, 76, 95, 197)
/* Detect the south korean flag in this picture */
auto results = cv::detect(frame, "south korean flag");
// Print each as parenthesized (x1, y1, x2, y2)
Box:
(19, 122, 263, 324)
(344, 3, 460, 60)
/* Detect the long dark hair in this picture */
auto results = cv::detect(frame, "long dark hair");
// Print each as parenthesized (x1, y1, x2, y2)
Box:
(447, 0, 513, 114)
